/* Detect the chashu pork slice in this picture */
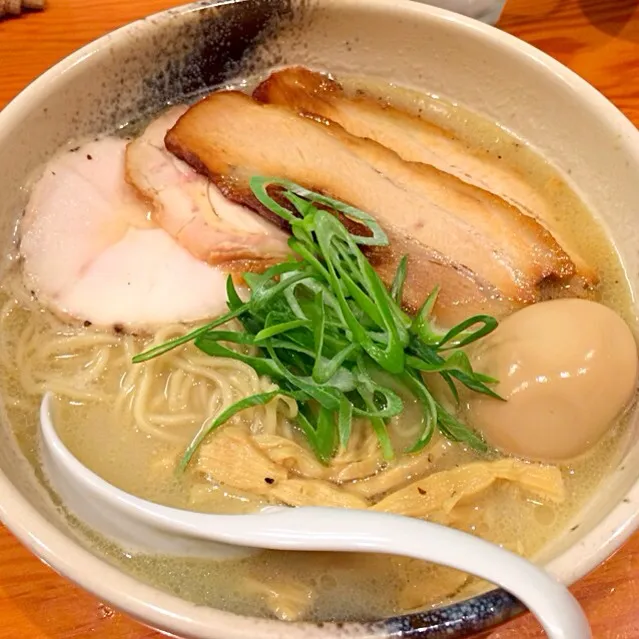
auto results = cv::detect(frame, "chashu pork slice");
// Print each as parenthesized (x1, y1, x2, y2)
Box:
(254, 66, 596, 285)
(125, 105, 290, 271)
(164, 91, 575, 324)
(20, 137, 232, 332)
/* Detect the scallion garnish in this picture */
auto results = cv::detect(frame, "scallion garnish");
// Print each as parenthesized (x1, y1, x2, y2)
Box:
(133, 176, 501, 470)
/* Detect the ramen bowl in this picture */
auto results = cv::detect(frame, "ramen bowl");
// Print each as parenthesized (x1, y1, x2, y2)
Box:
(1, 1, 639, 638)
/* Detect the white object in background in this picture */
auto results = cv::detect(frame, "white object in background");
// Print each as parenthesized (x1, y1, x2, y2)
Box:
(40, 392, 590, 639)
(412, 0, 506, 24)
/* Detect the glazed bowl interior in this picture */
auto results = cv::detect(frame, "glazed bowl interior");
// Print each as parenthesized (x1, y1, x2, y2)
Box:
(1, 1, 639, 638)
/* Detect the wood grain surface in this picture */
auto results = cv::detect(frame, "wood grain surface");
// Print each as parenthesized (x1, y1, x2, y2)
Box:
(0, 1, 638, 637)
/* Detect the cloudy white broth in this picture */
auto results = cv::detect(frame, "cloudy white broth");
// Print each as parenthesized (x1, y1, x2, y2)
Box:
(1, 68, 637, 622)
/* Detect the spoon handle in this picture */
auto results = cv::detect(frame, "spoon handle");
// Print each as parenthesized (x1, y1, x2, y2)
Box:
(214, 506, 590, 639)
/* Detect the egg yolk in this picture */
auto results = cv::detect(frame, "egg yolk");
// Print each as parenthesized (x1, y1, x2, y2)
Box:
(465, 298, 638, 462)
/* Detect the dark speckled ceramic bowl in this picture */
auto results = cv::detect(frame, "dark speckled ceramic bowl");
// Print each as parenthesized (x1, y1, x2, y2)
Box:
(1, 1, 639, 638)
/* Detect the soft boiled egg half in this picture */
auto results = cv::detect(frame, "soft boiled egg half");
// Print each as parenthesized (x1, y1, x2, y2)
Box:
(465, 298, 638, 463)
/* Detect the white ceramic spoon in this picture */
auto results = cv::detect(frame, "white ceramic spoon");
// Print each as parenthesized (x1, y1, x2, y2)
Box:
(39, 393, 590, 638)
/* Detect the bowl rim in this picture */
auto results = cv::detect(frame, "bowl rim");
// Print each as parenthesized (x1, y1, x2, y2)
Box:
(1, 1, 639, 638)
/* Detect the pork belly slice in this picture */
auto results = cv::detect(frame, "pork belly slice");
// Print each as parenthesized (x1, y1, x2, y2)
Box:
(208, 171, 513, 325)
(217, 169, 513, 324)
(125, 106, 290, 270)
(164, 91, 577, 320)
(254, 66, 596, 285)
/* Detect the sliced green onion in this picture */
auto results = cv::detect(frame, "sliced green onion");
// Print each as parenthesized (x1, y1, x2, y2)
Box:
(135, 176, 500, 470)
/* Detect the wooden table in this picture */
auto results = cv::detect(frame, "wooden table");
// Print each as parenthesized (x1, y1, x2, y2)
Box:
(1, 0, 638, 637)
